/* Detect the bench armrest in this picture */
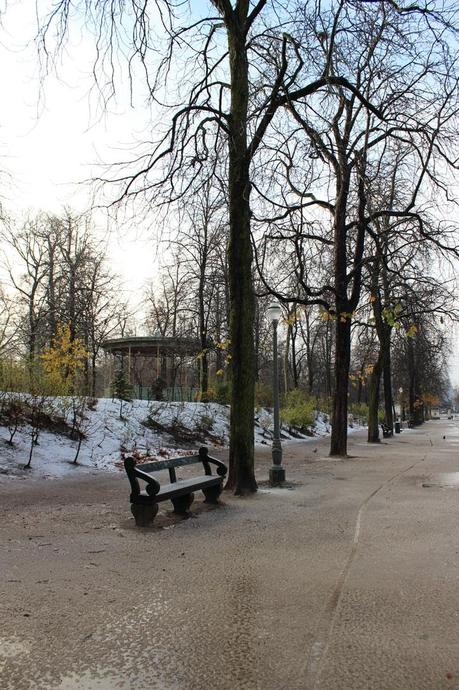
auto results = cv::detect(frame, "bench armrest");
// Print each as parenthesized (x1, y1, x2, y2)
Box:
(124, 456, 161, 497)
(199, 446, 227, 477)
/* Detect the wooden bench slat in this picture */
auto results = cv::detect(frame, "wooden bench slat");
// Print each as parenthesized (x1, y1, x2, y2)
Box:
(138, 456, 201, 472)
(134, 476, 220, 503)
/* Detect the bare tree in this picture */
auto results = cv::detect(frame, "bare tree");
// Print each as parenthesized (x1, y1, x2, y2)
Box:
(254, 0, 459, 455)
(35, 0, 390, 491)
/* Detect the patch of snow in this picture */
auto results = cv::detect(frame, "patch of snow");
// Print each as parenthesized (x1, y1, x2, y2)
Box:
(0, 398, 364, 481)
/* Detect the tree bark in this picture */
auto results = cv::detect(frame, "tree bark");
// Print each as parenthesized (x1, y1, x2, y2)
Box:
(382, 339, 394, 428)
(330, 317, 351, 456)
(367, 350, 383, 443)
(225, 20, 256, 494)
(330, 166, 352, 457)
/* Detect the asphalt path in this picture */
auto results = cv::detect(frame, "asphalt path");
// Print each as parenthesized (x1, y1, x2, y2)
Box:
(1, 420, 459, 689)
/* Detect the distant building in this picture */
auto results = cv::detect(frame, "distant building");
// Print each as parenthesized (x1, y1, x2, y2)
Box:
(102, 334, 202, 401)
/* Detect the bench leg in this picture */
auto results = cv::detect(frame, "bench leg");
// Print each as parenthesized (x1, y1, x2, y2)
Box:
(131, 502, 158, 527)
(171, 493, 194, 515)
(203, 485, 222, 504)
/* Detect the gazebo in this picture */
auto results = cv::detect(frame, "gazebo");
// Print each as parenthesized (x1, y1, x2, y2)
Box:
(101, 333, 202, 401)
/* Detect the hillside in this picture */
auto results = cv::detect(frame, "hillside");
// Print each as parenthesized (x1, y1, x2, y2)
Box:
(0, 398, 334, 480)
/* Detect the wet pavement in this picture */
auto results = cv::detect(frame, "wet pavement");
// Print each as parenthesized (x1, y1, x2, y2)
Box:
(2, 420, 459, 689)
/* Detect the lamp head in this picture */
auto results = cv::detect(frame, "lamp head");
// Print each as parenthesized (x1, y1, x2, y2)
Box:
(267, 301, 282, 323)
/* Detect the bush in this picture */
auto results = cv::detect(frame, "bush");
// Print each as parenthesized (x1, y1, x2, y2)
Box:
(349, 402, 369, 422)
(209, 381, 231, 405)
(195, 412, 215, 433)
(281, 389, 315, 430)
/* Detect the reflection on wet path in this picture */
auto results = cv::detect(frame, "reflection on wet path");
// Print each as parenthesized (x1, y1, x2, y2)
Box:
(422, 472, 459, 488)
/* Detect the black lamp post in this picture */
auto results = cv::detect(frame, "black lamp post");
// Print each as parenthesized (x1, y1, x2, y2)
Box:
(267, 300, 285, 485)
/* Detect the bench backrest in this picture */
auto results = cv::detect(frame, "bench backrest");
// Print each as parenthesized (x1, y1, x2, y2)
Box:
(124, 446, 227, 498)
(138, 446, 212, 482)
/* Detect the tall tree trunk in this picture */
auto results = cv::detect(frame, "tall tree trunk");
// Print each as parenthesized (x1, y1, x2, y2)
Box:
(200, 354, 209, 400)
(91, 352, 97, 397)
(291, 322, 299, 388)
(199, 275, 209, 400)
(367, 350, 384, 442)
(407, 338, 416, 423)
(330, 317, 351, 456)
(330, 169, 352, 457)
(382, 338, 393, 428)
(226, 23, 256, 494)
(284, 321, 291, 394)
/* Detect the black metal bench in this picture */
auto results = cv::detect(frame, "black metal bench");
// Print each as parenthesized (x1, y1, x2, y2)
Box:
(381, 423, 393, 438)
(124, 446, 227, 526)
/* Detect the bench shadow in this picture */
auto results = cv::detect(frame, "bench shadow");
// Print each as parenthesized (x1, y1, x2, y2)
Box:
(120, 497, 228, 531)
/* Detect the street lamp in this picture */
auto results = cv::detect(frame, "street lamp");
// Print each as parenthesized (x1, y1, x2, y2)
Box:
(267, 300, 285, 485)
(399, 387, 404, 421)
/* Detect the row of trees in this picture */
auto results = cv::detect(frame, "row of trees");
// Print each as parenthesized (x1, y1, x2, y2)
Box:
(146, 191, 453, 419)
(1, 0, 456, 493)
(0, 210, 128, 394)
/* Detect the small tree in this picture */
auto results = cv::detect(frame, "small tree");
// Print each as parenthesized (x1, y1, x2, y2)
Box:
(24, 364, 54, 469)
(111, 367, 133, 419)
(0, 359, 29, 445)
(40, 323, 87, 395)
(68, 395, 96, 464)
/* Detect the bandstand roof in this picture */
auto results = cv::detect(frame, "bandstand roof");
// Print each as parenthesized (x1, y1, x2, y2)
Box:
(101, 335, 201, 356)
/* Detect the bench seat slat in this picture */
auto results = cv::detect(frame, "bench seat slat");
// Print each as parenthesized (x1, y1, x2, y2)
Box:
(132, 475, 221, 504)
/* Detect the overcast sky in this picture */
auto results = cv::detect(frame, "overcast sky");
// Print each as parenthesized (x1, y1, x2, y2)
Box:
(0, 1, 160, 307)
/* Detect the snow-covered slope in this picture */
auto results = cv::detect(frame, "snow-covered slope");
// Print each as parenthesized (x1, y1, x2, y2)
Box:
(0, 398, 339, 480)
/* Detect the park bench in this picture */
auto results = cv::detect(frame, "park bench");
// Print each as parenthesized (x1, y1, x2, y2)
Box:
(123, 446, 227, 526)
(380, 423, 393, 438)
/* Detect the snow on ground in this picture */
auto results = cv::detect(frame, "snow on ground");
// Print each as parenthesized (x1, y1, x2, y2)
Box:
(0, 398, 358, 481)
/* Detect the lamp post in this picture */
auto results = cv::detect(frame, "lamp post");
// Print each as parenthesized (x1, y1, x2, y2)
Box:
(399, 387, 404, 421)
(267, 300, 285, 485)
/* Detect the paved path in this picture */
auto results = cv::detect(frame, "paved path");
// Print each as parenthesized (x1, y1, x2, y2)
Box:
(2, 420, 459, 689)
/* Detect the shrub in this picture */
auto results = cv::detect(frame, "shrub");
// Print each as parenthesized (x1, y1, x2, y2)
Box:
(349, 402, 369, 422)
(195, 412, 215, 433)
(195, 388, 216, 403)
(281, 389, 315, 430)
(206, 381, 231, 405)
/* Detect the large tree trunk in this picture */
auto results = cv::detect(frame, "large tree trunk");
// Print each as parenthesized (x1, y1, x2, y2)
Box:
(198, 275, 209, 400)
(291, 322, 299, 388)
(284, 321, 291, 394)
(367, 350, 384, 443)
(330, 317, 351, 456)
(382, 338, 394, 428)
(330, 168, 352, 457)
(225, 24, 256, 495)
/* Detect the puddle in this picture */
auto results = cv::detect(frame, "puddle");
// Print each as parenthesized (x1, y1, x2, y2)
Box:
(422, 473, 459, 488)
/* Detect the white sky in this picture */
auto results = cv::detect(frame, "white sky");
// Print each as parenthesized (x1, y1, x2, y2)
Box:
(0, 1, 160, 309)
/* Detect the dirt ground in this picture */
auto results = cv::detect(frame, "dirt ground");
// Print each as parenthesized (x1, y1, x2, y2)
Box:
(2, 421, 459, 689)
